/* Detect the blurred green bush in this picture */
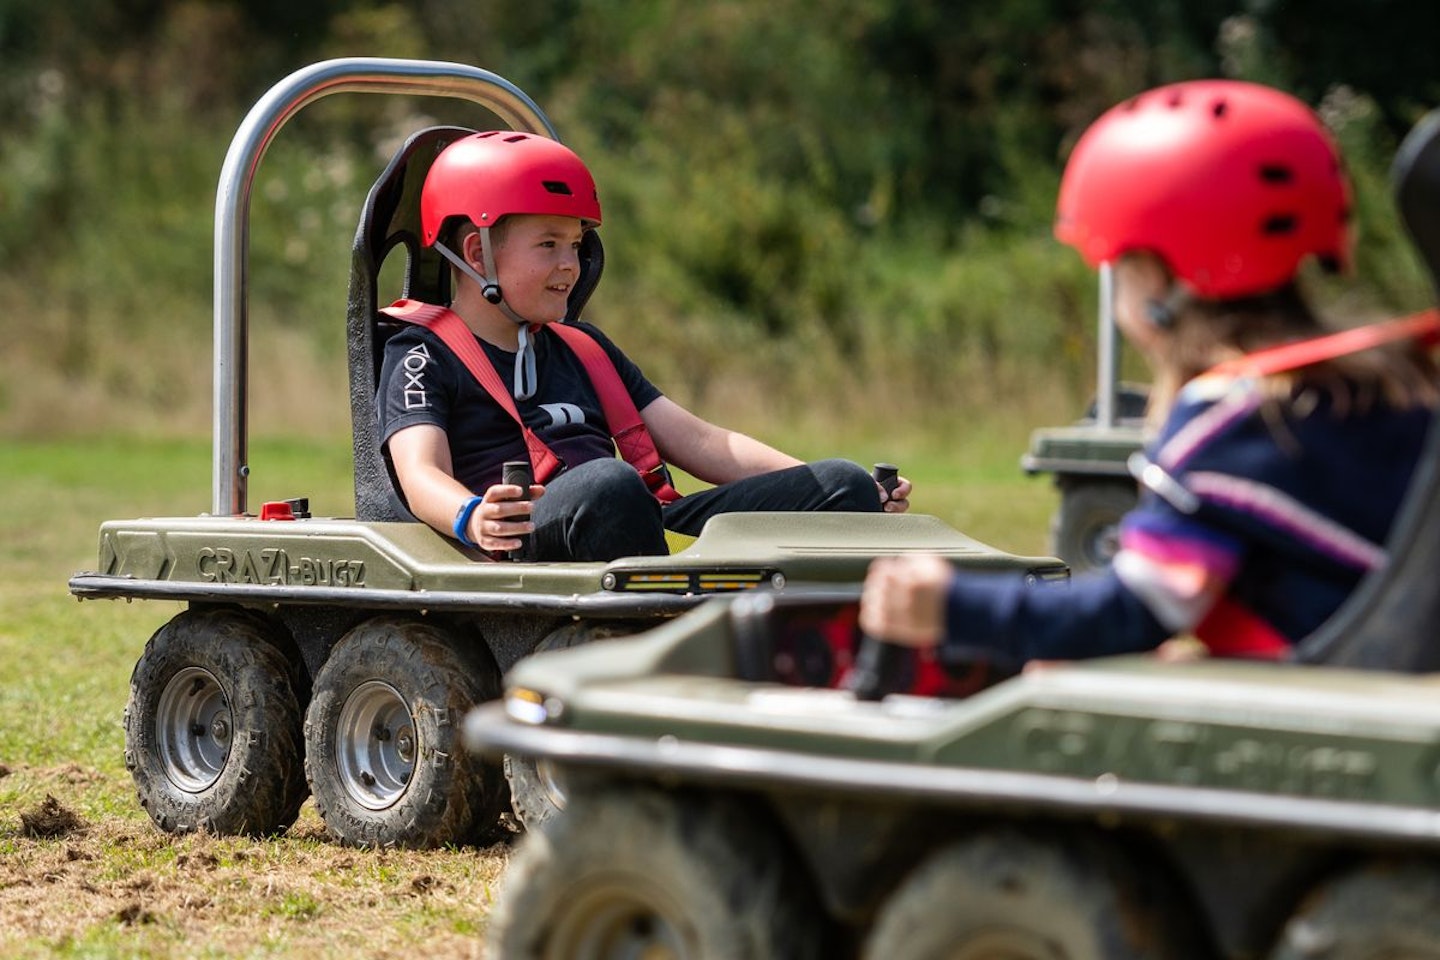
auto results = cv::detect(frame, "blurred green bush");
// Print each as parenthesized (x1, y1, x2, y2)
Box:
(0, 0, 1434, 439)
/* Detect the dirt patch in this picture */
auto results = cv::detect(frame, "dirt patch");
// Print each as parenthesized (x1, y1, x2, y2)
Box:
(115, 903, 158, 926)
(0, 808, 512, 957)
(18, 795, 86, 839)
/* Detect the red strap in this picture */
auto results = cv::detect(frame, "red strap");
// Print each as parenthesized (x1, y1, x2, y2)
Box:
(382, 300, 680, 502)
(381, 299, 564, 483)
(1206, 308, 1440, 379)
(1194, 597, 1292, 660)
(548, 323, 682, 503)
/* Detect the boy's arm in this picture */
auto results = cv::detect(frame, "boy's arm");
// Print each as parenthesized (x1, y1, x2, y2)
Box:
(387, 424, 537, 552)
(640, 396, 802, 486)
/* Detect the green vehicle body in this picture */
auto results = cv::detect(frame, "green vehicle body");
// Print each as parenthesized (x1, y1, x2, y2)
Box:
(65, 58, 1063, 849)
(74, 510, 1061, 674)
(467, 592, 1440, 956)
(464, 110, 1440, 957)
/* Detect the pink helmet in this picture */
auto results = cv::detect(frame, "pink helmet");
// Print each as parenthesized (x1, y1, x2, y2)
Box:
(1054, 80, 1352, 299)
(420, 131, 601, 245)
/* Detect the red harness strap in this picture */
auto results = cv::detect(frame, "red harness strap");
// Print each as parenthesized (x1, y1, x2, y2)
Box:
(381, 299, 680, 502)
(1206, 308, 1440, 379)
(382, 299, 565, 482)
(547, 322, 681, 503)
(1186, 310, 1440, 661)
(1194, 596, 1292, 660)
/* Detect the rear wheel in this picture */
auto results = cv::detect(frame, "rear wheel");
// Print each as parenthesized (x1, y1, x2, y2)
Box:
(303, 616, 506, 848)
(862, 830, 1193, 960)
(1270, 860, 1440, 959)
(125, 607, 308, 836)
(490, 785, 828, 959)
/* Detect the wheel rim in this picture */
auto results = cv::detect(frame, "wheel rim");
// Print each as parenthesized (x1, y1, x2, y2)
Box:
(946, 928, 1066, 960)
(155, 666, 232, 793)
(335, 680, 416, 810)
(537, 758, 568, 812)
(1083, 520, 1122, 567)
(547, 879, 690, 960)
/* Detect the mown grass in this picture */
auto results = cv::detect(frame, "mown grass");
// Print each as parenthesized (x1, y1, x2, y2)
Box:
(0, 430, 1059, 957)
(0, 435, 516, 958)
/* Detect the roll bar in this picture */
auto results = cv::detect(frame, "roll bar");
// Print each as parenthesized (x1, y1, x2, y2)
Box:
(1093, 263, 1120, 428)
(211, 58, 557, 516)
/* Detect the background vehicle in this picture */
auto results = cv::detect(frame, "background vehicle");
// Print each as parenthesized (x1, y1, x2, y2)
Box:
(465, 108, 1440, 957)
(66, 58, 1066, 848)
(1021, 268, 1147, 572)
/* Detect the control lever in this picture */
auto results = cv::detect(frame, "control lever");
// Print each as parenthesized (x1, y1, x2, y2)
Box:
(497, 460, 534, 562)
(844, 463, 909, 701)
(872, 461, 900, 501)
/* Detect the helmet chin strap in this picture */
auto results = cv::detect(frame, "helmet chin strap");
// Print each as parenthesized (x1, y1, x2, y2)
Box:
(436, 234, 562, 401)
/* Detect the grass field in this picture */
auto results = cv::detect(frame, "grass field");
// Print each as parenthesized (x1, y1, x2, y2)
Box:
(0, 432, 1057, 958)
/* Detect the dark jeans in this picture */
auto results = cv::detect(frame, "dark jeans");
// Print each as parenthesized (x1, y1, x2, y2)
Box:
(530, 457, 881, 562)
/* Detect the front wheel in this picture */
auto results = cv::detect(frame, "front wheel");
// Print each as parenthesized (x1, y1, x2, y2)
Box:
(490, 785, 829, 959)
(1269, 860, 1440, 959)
(124, 607, 308, 836)
(303, 616, 506, 848)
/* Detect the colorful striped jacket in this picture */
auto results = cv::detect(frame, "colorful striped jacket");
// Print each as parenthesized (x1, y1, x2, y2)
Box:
(940, 374, 1432, 668)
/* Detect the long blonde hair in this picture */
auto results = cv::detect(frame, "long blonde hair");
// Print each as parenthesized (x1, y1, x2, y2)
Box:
(1147, 283, 1439, 425)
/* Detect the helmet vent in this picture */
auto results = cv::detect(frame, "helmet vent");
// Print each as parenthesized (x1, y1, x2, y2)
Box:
(1262, 214, 1299, 235)
(1212, 99, 1229, 119)
(542, 180, 574, 196)
(1259, 164, 1294, 184)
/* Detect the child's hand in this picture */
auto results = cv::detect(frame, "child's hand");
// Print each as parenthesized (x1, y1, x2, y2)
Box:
(880, 475, 912, 513)
(465, 482, 545, 552)
(859, 554, 950, 646)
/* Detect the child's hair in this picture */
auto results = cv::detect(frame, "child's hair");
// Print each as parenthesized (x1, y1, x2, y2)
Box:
(1151, 282, 1439, 422)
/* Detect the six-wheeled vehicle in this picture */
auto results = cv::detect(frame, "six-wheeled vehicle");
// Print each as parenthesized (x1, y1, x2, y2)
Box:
(464, 109, 1440, 957)
(66, 58, 1066, 848)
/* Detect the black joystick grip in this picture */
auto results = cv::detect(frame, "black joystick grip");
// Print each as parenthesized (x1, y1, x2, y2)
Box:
(499, 460, 534, 562)
(872, 462, 900, 498)
(845, 634, 909, 702)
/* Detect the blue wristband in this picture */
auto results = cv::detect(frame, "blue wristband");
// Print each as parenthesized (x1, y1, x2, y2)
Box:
(453, 495, 485, 547)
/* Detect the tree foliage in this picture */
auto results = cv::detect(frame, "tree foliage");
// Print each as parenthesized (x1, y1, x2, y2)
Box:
(1, 0, 1436, 436)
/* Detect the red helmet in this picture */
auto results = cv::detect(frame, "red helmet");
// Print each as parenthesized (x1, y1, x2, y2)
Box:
(1055, 80, 1351, 299)
(420, 131, 601, 245)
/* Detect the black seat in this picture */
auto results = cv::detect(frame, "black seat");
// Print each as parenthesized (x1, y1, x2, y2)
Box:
(1293, 108, 1440, 672)
(1295, 410, 1440, 671)
(346, 125, 607, 522)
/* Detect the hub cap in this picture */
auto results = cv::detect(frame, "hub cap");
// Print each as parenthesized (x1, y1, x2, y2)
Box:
(548, 884, 689, 960)
(537, 758, 568, 812)
(336, 680, 416, 810)
(946, 929, 1065, 960)
(156, 666, 232, 793)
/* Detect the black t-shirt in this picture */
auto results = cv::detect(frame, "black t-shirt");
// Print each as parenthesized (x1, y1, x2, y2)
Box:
(377, 319, 664, 492)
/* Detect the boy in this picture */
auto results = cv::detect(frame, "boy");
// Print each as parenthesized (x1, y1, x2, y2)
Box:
(378, 132, 910, 561)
